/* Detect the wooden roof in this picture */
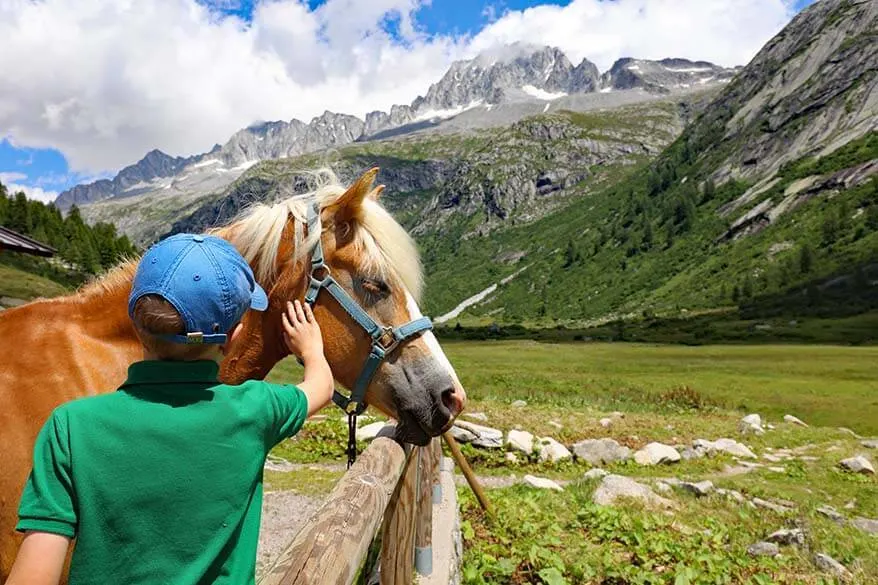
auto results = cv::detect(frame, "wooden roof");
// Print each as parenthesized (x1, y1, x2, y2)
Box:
(0, 226, 56, 257)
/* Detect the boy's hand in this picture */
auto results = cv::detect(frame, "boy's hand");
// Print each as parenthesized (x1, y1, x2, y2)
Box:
(282, 300, 323, 362)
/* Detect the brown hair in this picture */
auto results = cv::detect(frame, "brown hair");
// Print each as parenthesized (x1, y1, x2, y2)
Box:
(130, 294, 217, 360)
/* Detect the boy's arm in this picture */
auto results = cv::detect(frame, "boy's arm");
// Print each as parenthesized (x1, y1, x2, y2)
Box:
(6, 532, 70, 585)
(283, 300, 334, 416)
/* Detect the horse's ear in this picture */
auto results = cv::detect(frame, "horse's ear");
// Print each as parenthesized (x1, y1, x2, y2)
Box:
(330, 167, 379, 223)
(367, 184, 385, 201)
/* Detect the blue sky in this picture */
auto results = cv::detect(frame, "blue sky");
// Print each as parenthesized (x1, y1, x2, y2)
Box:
(1, 0, 816, 203)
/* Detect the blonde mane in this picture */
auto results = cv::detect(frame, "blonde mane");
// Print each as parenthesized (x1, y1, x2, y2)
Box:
(218, 168, 424, 300)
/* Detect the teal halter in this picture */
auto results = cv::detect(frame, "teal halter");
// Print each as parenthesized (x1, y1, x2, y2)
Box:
(303, 203, 433, 420)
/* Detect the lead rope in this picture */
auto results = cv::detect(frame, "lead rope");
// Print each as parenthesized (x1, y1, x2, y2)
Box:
(346, 413, 358, 468)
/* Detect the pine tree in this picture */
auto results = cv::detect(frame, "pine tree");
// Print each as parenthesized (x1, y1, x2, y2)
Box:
(799, 245, 813, 274)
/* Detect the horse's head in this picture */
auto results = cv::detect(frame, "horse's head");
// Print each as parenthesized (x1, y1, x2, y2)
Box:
(221, 168, 466, 445)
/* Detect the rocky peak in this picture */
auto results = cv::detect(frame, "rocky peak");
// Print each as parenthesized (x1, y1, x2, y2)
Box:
(602, 57, 736, 92)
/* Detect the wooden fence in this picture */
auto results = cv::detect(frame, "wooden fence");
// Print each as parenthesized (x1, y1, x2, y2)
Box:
(259, 426, 448, 585)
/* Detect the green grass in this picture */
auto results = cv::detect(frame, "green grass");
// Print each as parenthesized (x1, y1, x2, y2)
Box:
(0, 262, 71, 301)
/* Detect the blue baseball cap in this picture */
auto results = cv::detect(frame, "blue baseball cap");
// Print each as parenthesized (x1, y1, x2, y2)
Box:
(128, 233, 269, 344)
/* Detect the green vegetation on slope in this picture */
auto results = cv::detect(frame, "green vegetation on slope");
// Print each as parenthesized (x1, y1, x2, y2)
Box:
(0, 263, 70, 301)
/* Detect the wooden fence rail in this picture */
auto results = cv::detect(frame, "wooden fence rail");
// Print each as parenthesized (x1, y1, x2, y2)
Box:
(259, 425, 448, 585)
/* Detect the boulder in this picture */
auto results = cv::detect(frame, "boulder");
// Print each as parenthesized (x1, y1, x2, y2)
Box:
(851, 517, 878, 535)
(861, 439, 878, 449)
(679, 446, 704, 461)
(599, 418, 613, 428)
(752, 497, 794, 514)
(505, 452, 519, 463)
(634, 442, 681, 466)
(839, 455, 875, 474)
(715, 488, 746, 504)
(610, 411, 625, 419)
(783, 414, 808, 427)
(747, 542, 780, 557)
(572, 438, 631, 465)
(813, 553, 852, 581)
(592, 475, 675, 509)
(523, 474, 563, 491)
(506, 429, 534, 455)
(694, 438, 757, 459)
(766, 528, 805, 546)
(838, 427, 860, 439)
(679, 480, 714, 497)
(538, 437, 572, 462)
(739, 413, 764, 435)
(583, 468, 609, 481)
(816, 505, 845, 524)
(511, 400, 527, 408)
(448, 424, 479, 444)
(356, 421, 389, 442)
(462, 411, 489, 422)
(455, 420, 503, 449)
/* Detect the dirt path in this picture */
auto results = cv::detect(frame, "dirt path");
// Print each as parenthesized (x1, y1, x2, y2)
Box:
(256, 491, 324, 579)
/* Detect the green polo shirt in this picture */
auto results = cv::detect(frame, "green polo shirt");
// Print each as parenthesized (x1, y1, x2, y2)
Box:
(16, 360, 308, 585)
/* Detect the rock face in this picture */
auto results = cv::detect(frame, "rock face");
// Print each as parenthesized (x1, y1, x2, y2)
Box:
(601, 57, 736, 92)
(839, 455, 875, 474)
(572, 439, 632, 465)
(633, 442, 682, 466)
(592, 475, 675, 509)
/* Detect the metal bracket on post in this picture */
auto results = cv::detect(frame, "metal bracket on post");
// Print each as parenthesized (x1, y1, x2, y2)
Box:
(414, 546, 433, 576)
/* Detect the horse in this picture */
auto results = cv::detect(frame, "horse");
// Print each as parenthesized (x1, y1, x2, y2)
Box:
(0, 167, 466, 580)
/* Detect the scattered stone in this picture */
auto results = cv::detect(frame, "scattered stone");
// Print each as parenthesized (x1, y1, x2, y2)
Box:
(737, 461, 763, 469)
(462, 411, 488, 422)
(766, 424, 776, 430)
(610, 411, 625, 419)
(767, 466, 786, 473)
(816, 505, 845, 524)
(838, 427, 861, 439)
(634, 442, 682, 466)
(511, 400, 527, 408)
(783, 414, 808, 427)
(739, 414, 765, 435)
(839, 455, 875, 474)
(762, 453, 785, 463)
(523, 474, 563, 492)
(455, 420, 504, 449)
(538, 437, 572, 462)
(583, 468, 609, 481)
(356, 421, 389, 442)
(679, 480, 714, 497)
(766, 528, 805, 546)
(715, 488, 746, 504)
(547, 420, 563, 431)
(693, 438, 757, 459)
(752, 497, 794, 514)
(747, 542, 780, 557)
(506, 429, 534, 455)
(505, 452, 519, 464)
(448, 424, 479, 444)
(861, 439, 878, 449)
(572, 438, 632, 465)
(654, 482, 672, 494)
(598, 418, 613, 428)
(844, 500, 856, 510)
(678, 447, 703, 461)
(264, 455, 296, 472)
(851, 517, 878, 535)
(813, 553, 853, 580)
(798, 455, 819, 462)
(592, 475, 675, 509)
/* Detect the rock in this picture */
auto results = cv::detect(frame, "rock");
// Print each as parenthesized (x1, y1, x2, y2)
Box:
(634, 442, 681, 466)
(505, 452, 519, 464)
(816, 505, 845, 524)
(679, 480, 714, 497)
(839, 455, 875, 474)
(747, 542, 780, 557)
(655, 482, 672, 493)
(693, 438, 757, 459)
(506, 429, 534, 455)
(715, 488, 746, 504)
(783, 414, 808, 427)
(752, 497, 794, 514)
(592, 475, 675, 509)
(851, 517, 878, 535)
(583, 468, 609, 481)
(598, 418, 613, 428)
(678, 447, 703, 461)
(462, 411, 488, 422)
(861, 439, 878, 449)
(767, 466, 786, 473)
(538, 437, 572, 462)
(766, 528, 805, 546)
(762, 453, 785, 463)
(264, 455, 295, 472)
(455, 420, 503, 449)
(610, 411, 625, 419)
(838, 427, 860, 439)
(448, 424, 479, 444)
(523, 474, 563, 491)
(739, 413, 764, 435)
(511, 400, 527, 408)
(548, 420, 563, 431)
(356, 421, 389, 442)
(766, 424, 776, 430)
(813, 553, 852, 580)
(572, 438, 632, 465)
(844, 500, 856, 510)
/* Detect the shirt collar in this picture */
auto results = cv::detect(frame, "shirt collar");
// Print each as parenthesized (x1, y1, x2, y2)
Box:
(122, 360, 220, 388)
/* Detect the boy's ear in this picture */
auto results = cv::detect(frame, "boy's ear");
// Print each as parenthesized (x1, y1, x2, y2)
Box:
(222, 323, 244, 355)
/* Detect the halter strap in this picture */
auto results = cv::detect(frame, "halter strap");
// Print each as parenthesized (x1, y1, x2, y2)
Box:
(302, 203, 433, 464)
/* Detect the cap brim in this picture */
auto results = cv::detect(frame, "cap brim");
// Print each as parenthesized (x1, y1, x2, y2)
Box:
(250, 283, 269, 311)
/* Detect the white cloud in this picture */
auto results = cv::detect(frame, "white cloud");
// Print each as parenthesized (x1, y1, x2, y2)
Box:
(1, 176, 60, 203)
(0, 0, 798, 176)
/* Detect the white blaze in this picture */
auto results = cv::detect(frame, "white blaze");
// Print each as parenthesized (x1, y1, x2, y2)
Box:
(405, 290, 462, 385)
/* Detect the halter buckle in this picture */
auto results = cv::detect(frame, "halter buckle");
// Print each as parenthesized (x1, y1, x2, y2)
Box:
(377, 326, 399, 352)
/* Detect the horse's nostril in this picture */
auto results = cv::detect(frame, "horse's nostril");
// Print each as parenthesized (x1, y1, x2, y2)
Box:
(441, 387, 461, 418)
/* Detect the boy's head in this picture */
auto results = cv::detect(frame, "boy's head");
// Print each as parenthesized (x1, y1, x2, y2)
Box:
(128, 233, 268, 361)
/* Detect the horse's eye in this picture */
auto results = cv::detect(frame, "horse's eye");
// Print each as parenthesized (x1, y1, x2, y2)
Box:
(361, 278, 391, 298)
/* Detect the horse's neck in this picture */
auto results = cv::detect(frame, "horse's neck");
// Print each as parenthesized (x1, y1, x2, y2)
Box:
(75, 265, 140, 342)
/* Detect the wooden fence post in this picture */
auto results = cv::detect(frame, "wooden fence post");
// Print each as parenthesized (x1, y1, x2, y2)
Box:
(431, 437, 442, 505)
(379, 445, 419, 584)
(414, 441, 435, 576)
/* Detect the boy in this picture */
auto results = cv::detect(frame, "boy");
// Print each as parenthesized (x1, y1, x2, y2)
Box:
(8, 233, 333, 585)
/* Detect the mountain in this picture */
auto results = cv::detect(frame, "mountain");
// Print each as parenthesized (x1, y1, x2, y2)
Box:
(56, 44, 735, 229)
(601, 58, 738, 92)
